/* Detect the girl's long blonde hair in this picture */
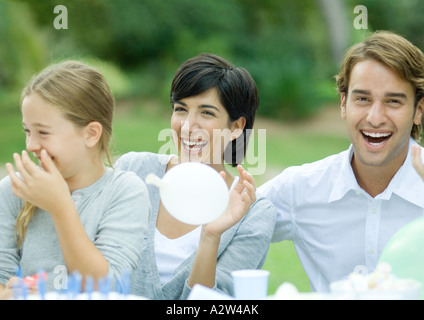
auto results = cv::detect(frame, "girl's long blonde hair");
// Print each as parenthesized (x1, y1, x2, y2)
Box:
(15, 60, 115, 247)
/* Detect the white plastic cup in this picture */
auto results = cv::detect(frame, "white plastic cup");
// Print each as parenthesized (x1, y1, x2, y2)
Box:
(231, 269, 270, 300)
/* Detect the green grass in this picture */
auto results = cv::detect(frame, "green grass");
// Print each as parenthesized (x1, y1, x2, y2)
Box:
(0, 99, 351, 294)
(263, 242, 310, 294)
(264, 132, 349, 168)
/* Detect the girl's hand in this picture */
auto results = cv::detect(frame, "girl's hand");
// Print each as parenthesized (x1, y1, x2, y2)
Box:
(5, 149, 71, 215)
(0, 277, 18, 300)
(412, 146, 424, 181)
(203, 165, 256, 238)
(6, 150, 109, 280)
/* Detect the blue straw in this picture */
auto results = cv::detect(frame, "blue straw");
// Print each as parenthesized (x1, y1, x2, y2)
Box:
(121, 271, 130, 298)
(13, 267, 27, 300)
(21, 278, 27, 300)
(16, 267, 22, 278)
(98, 276, 110, 299)
(66, 274, 74, 300)
(37, 270, 46, 300)
(85, 276, 94, 300)
(72, 271, 82, 299)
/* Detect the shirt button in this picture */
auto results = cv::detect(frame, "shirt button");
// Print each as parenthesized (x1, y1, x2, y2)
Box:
(368, 248, 374, 254)
(371, 207, 377, 214)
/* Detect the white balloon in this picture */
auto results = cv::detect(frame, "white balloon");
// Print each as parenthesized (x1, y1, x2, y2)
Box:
(146, 162, 229, 225)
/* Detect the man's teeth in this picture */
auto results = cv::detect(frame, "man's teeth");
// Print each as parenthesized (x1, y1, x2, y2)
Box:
(362, 131, 392, 138)
(362, 131, 392, 146)
(370, 141, 385, 146)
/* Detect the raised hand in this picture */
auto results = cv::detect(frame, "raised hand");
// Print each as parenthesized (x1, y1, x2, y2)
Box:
(5, 149, 71, 215)
(187, 165, 257, 289)
(412, 146, 424, 181)
(203, 165, 256, 238)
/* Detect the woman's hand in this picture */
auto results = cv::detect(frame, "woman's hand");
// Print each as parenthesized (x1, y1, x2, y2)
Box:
(5, 149, 71, 215)
(203, 165, 256, 238)
(412, 146, 424, 181)
(187, 165, 256, 289)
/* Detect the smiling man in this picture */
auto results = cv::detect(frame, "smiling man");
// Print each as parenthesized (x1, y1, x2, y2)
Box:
(258, 31, 424, 292)
(342, 58, 423, 197)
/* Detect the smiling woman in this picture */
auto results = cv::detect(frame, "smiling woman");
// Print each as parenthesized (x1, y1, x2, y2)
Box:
(170, 53, 259, 169)
(115, 53, 276, 299)
(171, 88, 245, 170)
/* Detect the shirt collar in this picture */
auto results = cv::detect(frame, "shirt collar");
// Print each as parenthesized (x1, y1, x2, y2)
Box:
(329, 138, 424, 206)
(328, 145, 359, 202)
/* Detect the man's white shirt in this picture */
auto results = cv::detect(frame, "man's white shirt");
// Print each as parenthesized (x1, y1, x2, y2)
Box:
(258, 138, 424, 292)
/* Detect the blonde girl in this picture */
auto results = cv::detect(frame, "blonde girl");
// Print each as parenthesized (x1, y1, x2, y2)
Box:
(0, 61, 150, 298)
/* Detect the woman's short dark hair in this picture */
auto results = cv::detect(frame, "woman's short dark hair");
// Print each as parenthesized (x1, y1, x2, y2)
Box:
(170, 53, 259, 166)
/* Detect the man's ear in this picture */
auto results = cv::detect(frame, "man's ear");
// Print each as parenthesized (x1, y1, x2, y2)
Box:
(413, 97, 424, 126)
(230, 117, 246, 141)
(84, 121, 103, 148)
(340, 92, 347, 120)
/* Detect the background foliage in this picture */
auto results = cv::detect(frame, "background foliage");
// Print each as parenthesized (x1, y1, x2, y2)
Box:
(3, 0, 424, 119)
(1, 0, 424, 293)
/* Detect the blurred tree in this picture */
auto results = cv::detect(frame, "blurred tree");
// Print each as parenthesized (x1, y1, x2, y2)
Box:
(105, 0, 246, 66)
(233, 0, 336, 119)
(317, 0, 350, 62)
(0, 0, 48, 110)
(349, 0, 424, 51)
(5, 0, 370, 119)
(0, 1, 47, 88)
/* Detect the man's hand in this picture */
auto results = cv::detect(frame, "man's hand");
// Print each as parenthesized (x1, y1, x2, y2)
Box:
(412, 146, 424, 181)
